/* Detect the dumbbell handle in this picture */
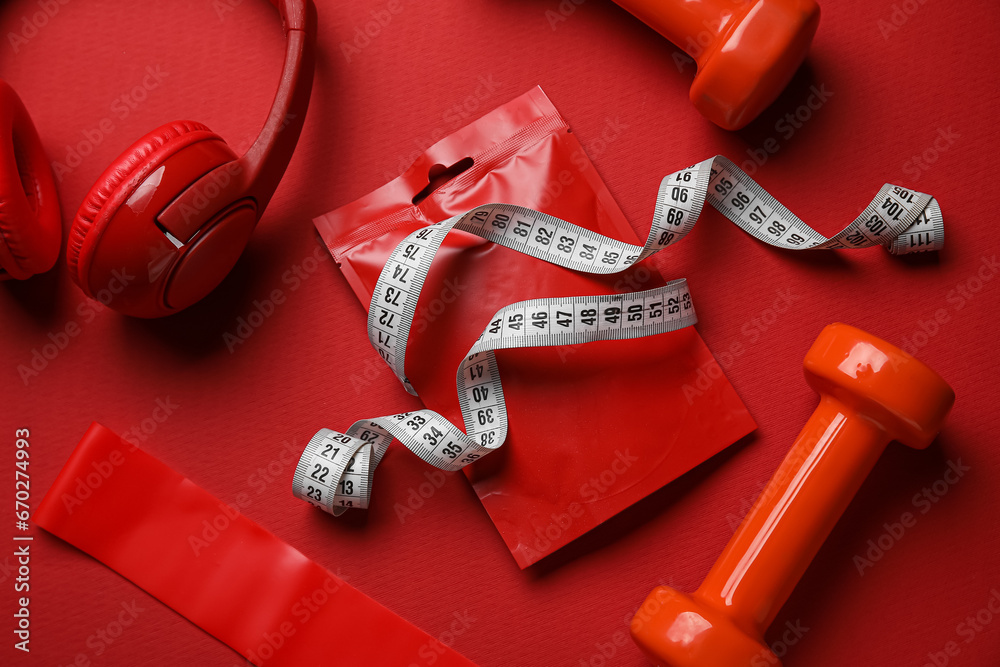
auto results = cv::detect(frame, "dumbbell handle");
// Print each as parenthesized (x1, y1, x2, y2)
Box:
(695, 394, 888, 633)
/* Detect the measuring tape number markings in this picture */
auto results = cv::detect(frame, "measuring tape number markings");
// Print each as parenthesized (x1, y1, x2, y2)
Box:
(292, 155, 944, 515)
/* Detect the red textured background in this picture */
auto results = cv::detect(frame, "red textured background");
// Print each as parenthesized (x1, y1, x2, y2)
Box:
(2, 1, 998, 666)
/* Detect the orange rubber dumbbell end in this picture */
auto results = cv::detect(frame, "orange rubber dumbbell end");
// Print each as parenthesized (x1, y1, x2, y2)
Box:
(692, 0, 821, 130)
(630, 323, 954, 666)
(615, 0, 821, 130)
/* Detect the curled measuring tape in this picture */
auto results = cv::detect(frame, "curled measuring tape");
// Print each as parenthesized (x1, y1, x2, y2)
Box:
(292, 155, 944, 515)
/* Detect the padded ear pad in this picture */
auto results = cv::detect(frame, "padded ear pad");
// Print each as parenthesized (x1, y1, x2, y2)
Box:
(66, 120, 221, 293)
(0, 80, 62, 280)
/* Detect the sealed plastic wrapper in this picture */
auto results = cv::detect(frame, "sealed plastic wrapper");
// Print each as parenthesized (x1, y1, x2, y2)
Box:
(314, 87, 756, 567)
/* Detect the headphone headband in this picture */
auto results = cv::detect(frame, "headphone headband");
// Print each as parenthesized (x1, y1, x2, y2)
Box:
(156, 0, 316, 243)
(271, 0, 311, 31)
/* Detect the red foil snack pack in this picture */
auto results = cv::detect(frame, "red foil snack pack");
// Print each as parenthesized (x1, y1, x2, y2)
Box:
(314, 87, 756, 568)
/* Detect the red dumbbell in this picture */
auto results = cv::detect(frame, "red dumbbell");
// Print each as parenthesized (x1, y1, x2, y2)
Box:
(613, 0, 821, 130)
(631, 323, 955, 666)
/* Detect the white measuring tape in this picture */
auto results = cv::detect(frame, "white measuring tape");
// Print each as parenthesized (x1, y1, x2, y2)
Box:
(292, 155, 944, 515)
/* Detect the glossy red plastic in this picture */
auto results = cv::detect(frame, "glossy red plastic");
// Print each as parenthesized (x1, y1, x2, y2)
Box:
(33, 423, 478, 667)
(0, 79, 61, 280)
(630, 323, 955, 666)
(613, 0, 821, 130)
(314, 87, 756, 568)
(66, 0, 316, 317)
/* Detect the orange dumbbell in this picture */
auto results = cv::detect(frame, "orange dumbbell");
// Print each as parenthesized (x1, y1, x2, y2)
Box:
(613, 0, 821, 130)
(631, 323, 955, 666)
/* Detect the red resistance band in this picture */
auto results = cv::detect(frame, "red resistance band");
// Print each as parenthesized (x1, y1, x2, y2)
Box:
(33, 423, 478, 667)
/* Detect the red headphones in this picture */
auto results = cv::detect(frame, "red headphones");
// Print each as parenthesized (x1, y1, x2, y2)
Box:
(0, 79, 61, 282)
(0, 0, 315, 318)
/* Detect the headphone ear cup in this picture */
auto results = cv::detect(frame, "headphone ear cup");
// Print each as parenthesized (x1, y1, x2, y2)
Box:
(0, 80, 61, 280)
(65, 120, 221, 293)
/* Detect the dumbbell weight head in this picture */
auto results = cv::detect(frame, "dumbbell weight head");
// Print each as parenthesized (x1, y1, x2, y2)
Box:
(692, 0, 821, 130)
(803, 322, 955, 450)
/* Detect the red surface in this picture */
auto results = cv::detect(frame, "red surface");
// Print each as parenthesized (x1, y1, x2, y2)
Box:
(1, 1, 998, 666)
